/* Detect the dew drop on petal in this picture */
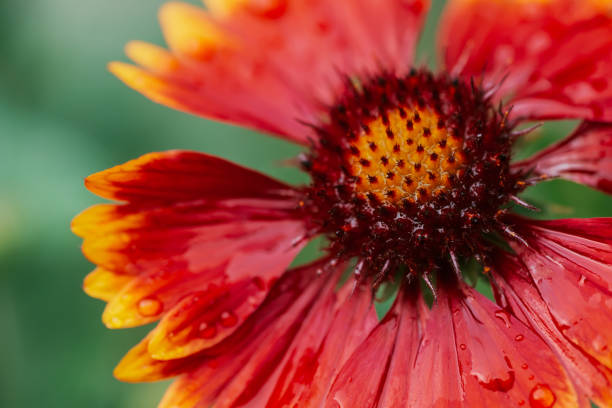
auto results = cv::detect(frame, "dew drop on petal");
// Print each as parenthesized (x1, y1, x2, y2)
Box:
(137, 297, 163, 317)
(515, 334, 524, 342)
(474, 370, 515, 392)
(198, 322, 217, 339)
(521, 363, 528, 370)
(460, 343, 467, 350)
(518, 400, 525, 406)
(219, 311, 238, 327)
(529, 384, 556, 408)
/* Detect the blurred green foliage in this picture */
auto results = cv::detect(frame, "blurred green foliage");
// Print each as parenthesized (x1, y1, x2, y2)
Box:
(0, 0, 609, 407)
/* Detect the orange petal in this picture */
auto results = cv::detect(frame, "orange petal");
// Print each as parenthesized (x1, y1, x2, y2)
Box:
(147, 278, 271, 360)
(72, 204, 144, 239)
(158, 259, 339, 408)
(202, 0, 288, 19)
(159, 2, 234, 60)
(108, 62, 189, 111)
(201, 0, 242, 17)
(98, 219, 304, 328)
(102, 269, 198, 329)
(125, 41, 181, 75)
(108, 1, 430, 143)
(83, 267, 133, 301)
(114, 335, 194, 382)
(83, 150, 291, 203)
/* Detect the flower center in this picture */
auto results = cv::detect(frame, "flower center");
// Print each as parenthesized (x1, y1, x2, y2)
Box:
(347, 106, 466, 203)
(302, 70, 523, 279)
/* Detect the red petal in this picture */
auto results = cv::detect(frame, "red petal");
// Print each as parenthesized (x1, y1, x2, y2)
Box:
(450, 284, 583, 408)
(407, 288, 463, 407)
(73, 201, 299, 273)
(376, 293, 424, 407)
(113, 334, 196, 382)
(73, 151, 306, 331)
(326, 288, 420, 408)
(513, 122, 612, 195)
(439, 0, 612, 121)
(492, 252, 612, 407)
(146, 277, 271, 360)
(82, 150, 293, 203)
(98, 218, 303, 328)
(266, 282, 377, 407)
(111, 1, 430, 142)
(83, 267, 132, 301)
(157, 259, 343, 408)
(507, 217, 612, 370)
(390, 282, 581, 407)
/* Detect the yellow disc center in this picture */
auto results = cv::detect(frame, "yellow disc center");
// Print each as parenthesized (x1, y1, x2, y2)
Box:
(347, 107, 466, 203)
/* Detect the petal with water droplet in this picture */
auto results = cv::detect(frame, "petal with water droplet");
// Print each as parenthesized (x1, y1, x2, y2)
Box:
(148, 278, 271, 360)
(509, 216, 612, 370)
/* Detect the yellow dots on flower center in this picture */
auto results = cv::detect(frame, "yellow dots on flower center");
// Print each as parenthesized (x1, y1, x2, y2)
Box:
(346, 107, 465, 204)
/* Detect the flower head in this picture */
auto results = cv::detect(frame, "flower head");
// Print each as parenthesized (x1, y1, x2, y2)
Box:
(75, 0, 612, 406)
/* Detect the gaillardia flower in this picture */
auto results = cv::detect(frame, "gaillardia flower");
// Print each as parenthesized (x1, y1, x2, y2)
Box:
(73, 0, 612, 406)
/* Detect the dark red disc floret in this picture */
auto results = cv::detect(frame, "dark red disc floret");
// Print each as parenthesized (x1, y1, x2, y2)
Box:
(299, 69, 527, 281)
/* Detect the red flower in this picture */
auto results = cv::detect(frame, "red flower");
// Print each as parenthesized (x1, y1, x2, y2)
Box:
(73, 0, 612, 406)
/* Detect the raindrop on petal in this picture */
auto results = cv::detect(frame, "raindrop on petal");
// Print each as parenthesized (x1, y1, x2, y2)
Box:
(198, 322, 217, 339)
(220, 311, 238, 327)
(474, 370, 515, 392)
(137, 297, 163, 317)
(529, 384, 556, 408)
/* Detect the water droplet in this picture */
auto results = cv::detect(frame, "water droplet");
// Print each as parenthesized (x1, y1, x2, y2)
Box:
(528, 375, 534, 381)
(198, 322, 217, 339)
(495, 310, 511, 328)
(515, 334, 524, 342)
(521, 363, 528, 370)
(475, 370, 515, 392)
(578, 275, 586, 287)
(529, 384, 555, 408)
(460, 343, 467, 350)
(137, 297, 163, 317)
(518, 400, 525, 406)
(220, 311, 238, 327)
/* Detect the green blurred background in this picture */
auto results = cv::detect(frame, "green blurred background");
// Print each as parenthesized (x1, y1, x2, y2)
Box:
(1, 0, 610, 407)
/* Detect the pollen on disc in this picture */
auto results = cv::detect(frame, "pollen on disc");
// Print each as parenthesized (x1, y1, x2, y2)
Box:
(347, 107, 465, 203)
